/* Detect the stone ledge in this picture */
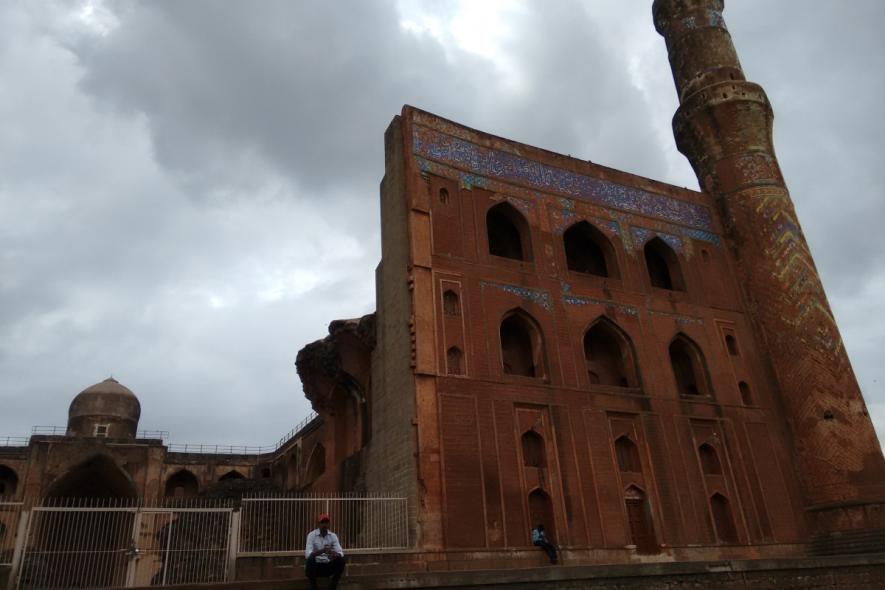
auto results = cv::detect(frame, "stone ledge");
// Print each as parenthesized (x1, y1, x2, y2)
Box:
(126, 553, 885, 590)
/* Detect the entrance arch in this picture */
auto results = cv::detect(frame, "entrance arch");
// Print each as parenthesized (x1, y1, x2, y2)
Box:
(38, 456, 137, 588)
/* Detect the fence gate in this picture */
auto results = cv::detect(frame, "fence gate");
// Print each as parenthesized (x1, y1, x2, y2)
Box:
(15, 503, 233, 589)
(1, 502, 24, 567)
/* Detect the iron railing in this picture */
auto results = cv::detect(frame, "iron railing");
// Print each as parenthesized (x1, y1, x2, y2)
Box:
(166, 412, 319, 455)
(14, 498, 234, 589)
(29, 426, 171, 440)
(239, 493, 409, 555)
(1, 500, 24, 566)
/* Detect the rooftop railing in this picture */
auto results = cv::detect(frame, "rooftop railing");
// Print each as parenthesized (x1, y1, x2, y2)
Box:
(4, 411, 319, 456)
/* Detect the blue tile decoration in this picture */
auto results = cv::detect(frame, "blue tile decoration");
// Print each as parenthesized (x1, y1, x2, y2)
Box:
(413, 125, 714, 230)
(649, 310, 704, 325)
(631, 227, 684, 253)
(683, 228, 721, 246)
(563, 294, 640, 317)
(506, 196, 535, 218)
(481, 281, 552, 312)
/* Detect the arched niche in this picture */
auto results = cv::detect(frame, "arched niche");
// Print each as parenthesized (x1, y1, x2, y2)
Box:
(615, 436, 641, 473)
(47, 455, 137, 498)
(500, 309, 545, 378)
(738, 381, 752, 405)
(563, 221, 620, 278)
(164, 469, 199, 498)
(528, 488, 556, 543)
(669, 334, 712, 397)
(584, 317, 638, 388)
(521, 430, 546, 468)
(624, 485, 658, 554)
(219, 470, 245, 481)
(710, 493, 738, 544)
(0, 464, 18, 497)
(487, 202, 532, 262)
(446, 346, 464, 375)
(698, 443, 723, 475)
(443, 290, 461, 316)
(644, 237, 685, 291)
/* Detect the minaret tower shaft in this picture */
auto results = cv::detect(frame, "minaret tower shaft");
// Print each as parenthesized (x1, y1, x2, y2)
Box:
(653, 0, 885, 534)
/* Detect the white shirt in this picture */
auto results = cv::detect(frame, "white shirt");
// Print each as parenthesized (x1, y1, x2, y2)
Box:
(304, 528, 344, 563)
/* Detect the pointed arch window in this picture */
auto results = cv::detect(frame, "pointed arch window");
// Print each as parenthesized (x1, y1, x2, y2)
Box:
(644, 237, 685, 291)
(698, 443, 723, 475)
(669, 335, 712, 397)
(521, 430, 546, 468)
(710, 493, 738, 544)
(584, 318, 638, 388)
(500, 310, 545, 378)
(615, 436, 642, 473)
(563, 221, 619, 278)
(446, 346, 464, 375)
(487, 202, 532, 261)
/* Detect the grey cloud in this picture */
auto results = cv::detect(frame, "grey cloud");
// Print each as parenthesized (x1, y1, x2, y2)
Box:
(1, 0, 883, 446)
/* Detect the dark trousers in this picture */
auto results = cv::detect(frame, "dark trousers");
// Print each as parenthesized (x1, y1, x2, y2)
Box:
(305, 555, 346, 589)
(534, 539, 557, 564)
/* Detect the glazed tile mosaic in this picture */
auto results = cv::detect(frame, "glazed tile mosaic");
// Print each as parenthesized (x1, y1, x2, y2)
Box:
(630, 227, 684, 253)
(413, 125, 714, 230)
(481, 281, 553, 312)
(649, 310, 704, 325)
(562, 294, 640, 317)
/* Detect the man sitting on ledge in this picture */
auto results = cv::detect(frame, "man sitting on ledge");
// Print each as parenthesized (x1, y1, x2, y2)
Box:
(305, 513, 346, 590)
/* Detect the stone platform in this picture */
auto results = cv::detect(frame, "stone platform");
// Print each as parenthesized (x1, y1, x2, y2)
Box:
(127, 553, 885, 589)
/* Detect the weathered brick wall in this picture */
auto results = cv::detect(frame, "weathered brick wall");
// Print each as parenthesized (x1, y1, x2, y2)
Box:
(401, 105, 807, 558)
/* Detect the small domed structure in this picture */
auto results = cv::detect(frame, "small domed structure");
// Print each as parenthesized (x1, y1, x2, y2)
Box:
(67, 378, 141, 439)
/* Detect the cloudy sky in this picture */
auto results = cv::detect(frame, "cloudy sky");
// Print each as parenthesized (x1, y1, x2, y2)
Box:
(1, 1, 883, 448)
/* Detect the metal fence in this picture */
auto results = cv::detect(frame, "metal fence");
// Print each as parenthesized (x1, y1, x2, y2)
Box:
(1, 501, 24, 566)
(2, 493, 407, 588)
(239, 494, 409, 555)
(12, 499, 234, 590)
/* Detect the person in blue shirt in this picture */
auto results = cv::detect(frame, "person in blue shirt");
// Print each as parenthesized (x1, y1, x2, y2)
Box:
(531, 523, 557, 564)
(305, 513, 346, 590)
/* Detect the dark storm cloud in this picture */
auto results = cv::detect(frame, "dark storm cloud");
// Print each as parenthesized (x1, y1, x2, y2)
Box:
(0, 1, 882, 445)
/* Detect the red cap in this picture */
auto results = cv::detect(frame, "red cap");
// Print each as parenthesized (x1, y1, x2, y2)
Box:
(317, 513, 330, 523)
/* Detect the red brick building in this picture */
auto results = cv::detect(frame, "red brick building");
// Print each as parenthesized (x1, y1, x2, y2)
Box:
(296, 0, 885, 566)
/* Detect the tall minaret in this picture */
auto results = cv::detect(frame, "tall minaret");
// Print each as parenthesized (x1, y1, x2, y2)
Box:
(653, 0, 885, 536)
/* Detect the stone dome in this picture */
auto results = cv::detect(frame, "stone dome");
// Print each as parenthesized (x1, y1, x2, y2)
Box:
(67, 378, 141, 439)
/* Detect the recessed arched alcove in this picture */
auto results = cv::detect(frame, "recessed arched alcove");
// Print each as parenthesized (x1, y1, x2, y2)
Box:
(500, 310, 544, 378)
(644, 237, 684, 291)
(584, 318, 638, 387)
(487, 202, 532, 261)
(521, 430, 546, 468)
(164, 469, 199, 498)
(563, 221, 619, 278)
(528, 488, 556, 543)
(669, 334, 712, 397)
(0, 464, 18, 498)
